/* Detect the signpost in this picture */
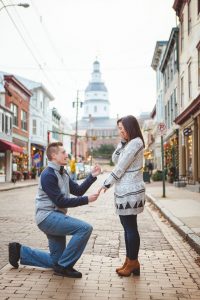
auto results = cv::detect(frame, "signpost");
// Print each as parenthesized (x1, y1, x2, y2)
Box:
(157, 123, 167, 198)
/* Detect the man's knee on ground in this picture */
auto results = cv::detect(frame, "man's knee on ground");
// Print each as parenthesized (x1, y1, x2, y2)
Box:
(84, 223, 93, 235)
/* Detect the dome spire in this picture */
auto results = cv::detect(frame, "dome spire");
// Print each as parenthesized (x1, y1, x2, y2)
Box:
(82, 60, 110, 119)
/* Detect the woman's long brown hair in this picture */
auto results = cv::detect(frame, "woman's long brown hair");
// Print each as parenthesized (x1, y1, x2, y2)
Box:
(117, 115, 145, 147)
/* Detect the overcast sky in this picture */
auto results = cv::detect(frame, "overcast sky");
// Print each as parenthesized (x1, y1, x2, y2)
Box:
(0, 0, 176, 122)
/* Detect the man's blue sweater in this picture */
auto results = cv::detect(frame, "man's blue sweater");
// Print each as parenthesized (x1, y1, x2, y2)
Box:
(35, 161, 97, 225)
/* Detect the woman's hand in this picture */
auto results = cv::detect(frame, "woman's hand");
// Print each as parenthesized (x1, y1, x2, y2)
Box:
(98, 186, 108, 194)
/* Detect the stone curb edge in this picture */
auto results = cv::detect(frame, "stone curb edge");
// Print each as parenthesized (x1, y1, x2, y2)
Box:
(0, 183, 38, 192)
(146, 193, 200, 255)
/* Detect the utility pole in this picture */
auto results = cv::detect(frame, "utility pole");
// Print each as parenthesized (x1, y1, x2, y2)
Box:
(161, 135, 166, 198)
(89, 114, 93, 166)
(73, 90, 83, 161)
(157, 122, 167, 198)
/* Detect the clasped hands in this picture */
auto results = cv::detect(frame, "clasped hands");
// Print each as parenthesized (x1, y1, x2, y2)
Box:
(88, 164, 108, 203)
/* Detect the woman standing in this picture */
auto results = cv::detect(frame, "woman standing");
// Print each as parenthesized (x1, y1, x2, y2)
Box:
(100, 115, 145, 277)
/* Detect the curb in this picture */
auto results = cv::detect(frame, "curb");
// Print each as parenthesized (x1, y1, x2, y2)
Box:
(146, 193, 200, 255)
(0, 183, 38, 192)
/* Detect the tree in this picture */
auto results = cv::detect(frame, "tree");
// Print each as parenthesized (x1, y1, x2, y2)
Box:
(92, 144, 115, 159)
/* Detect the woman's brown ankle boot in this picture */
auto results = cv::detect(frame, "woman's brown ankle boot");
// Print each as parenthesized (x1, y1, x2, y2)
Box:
(117, 259, 140, 276)
(116, 257, 129, 273)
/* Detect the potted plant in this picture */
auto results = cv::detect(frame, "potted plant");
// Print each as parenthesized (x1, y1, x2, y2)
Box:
(167, 166, 176, 183)
(38, 166, 45, 176)
(31, 167, 37, 179)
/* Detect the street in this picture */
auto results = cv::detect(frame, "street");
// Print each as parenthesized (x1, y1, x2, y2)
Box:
(0, 172, 200, 300)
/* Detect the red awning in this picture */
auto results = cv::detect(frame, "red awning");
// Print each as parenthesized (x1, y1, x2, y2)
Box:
(0, 139, 23, 153)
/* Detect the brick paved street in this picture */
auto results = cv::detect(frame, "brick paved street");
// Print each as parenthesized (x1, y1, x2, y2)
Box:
(0, 173, 200, 299)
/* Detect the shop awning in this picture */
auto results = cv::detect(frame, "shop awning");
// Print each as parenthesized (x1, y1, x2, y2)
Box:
(0, 139, 23, 153)
(174, 95, 200, 125)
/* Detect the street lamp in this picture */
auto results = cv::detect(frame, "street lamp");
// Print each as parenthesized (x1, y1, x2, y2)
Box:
(0, 2, 29, 12)
(72, 90, 83, 161)
(89, 114, 93, 166)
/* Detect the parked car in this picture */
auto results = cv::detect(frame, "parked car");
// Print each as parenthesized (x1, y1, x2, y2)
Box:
(84, 164, 92, 176)
(76, 162, 86, 180)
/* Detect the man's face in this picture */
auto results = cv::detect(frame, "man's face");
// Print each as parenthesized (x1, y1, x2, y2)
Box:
(52, 146, 68, 165)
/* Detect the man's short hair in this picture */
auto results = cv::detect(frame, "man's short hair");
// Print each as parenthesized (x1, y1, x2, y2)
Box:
(46, 142, 63, 161)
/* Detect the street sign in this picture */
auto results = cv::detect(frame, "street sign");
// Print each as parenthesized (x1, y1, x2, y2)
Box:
(157, 122, 167, 136)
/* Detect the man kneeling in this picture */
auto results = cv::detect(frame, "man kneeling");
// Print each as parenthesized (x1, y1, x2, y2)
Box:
(9, 142, 101, 278)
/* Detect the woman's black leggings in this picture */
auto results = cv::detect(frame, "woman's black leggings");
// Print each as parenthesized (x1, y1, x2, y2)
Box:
(119, 214, 140, 260)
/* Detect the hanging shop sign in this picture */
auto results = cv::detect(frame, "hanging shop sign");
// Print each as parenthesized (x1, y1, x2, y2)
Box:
(183, 127, 192, 136)
(33, 152, 42, 168)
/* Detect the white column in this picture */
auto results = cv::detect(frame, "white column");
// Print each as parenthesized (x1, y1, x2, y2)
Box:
(6, 150, 12, 182)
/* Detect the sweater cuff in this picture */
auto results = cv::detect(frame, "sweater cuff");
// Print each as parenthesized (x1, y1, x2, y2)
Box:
(89, 174, 97, 182)
(82, 196, 89, 205)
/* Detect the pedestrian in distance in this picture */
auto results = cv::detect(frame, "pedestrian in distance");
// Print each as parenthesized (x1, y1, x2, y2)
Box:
(8, 142, 101, 278)
(69, 156, 77, 182)
(99, 115, 145, 277)
(148, 162, 153, 176)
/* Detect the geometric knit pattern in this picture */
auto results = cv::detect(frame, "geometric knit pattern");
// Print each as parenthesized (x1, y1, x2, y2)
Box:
(103, 137, 145, 216)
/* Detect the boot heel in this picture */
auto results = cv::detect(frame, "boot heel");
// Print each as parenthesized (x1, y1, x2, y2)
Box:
(132, 268, 140, 276)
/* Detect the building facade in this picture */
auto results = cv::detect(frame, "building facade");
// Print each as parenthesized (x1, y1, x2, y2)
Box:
(0, 74, 32, 182)
(173, 0, 200, 183)
(159, 27, 180, 182)
(4, 75, 32, 178)
(151, 41, 168, 170)
(73, 60, 119, 161)
(0, 101, 15, 182)
(18, 77, 54, 172)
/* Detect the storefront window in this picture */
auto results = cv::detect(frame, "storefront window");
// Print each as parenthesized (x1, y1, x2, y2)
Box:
(11, 103, 18, 127)
(13, 153, 28, 172)
(21, 110, 27, 131)
(198, 47, 200, 87)
(187, 135, 192, 176)
(164, 134, 179, 183)
(0, 153, 5, 175)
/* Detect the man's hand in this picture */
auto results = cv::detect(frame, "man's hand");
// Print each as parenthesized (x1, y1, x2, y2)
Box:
(88, 193, 100, 203)
(91, 164, 101, 177)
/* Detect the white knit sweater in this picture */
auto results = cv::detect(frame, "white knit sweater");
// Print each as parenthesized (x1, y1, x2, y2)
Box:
(103, 137, 145, 215)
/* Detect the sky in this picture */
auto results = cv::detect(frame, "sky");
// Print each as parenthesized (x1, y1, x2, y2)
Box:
(0, 0, 177, 123)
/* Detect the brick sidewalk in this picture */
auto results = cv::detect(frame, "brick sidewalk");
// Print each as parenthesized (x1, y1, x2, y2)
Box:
(146, 181, 200, 255)
(0, 174, 200, 299)
(0, 178, 38, 191)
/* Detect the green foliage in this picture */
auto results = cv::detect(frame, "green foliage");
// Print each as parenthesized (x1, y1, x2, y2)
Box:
(152, 170, 163, 181)
(92, 144, 115, 159)
(31, 167, 37, 175)
(110, 159, 114, 166)
(40, 166, 45, 172)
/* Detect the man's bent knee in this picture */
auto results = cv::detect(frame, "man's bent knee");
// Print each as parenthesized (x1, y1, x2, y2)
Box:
(84, 223, 93, 235)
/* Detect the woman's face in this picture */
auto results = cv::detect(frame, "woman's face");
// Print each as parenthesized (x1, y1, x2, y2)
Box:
(118, 121, 129, 141)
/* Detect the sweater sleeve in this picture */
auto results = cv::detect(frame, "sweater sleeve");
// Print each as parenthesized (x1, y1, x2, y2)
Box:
(112, 141, 126, 164)
(103, 138, 144, 188)
(69, 174, 97, 196)
(41, 173, 88, 208)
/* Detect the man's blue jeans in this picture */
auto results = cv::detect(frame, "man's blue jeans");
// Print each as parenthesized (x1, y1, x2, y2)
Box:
(20, 211, 93, 268)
